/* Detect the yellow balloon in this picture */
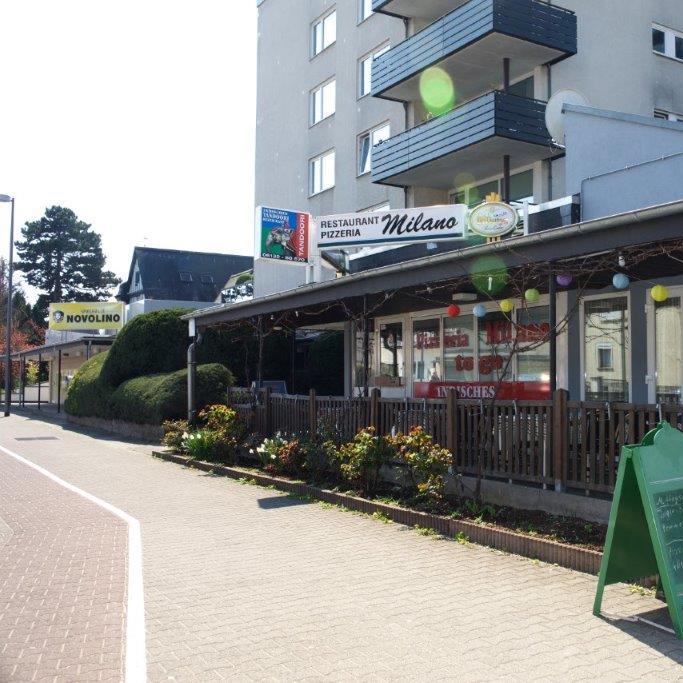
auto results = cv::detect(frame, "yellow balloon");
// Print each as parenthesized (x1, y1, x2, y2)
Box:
(651, 285, 669, 303)
(500, 299, 514, 313)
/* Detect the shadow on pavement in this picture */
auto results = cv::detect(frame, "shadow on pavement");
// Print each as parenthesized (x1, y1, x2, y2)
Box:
(600, 606, 683, 663)
(257, 495, 312, 510)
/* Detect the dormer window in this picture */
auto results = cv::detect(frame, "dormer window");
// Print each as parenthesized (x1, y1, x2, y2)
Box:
(179, 271, 193, 283)
(200, 274, 214, 284)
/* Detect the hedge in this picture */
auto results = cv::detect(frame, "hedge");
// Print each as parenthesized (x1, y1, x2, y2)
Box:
(100, 309, 190, 387)
(65, 351, 234, 424)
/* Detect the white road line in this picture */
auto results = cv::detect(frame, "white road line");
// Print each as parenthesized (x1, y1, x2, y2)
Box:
(0, 444, 147, 683)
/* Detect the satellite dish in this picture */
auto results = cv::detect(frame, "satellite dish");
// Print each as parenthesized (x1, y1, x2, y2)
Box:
(545, 89, 589, 145)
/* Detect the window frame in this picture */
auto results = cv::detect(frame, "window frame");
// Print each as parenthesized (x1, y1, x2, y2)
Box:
(655, 108, 683, 122)
(652, 23, 683, 62)
(358, 0, 373, 24)
(357, 121, 391, 176)
(448, 165, 535, 208)
(310, 78, 336, 126)
(358, 42, 390, 99)
(309, 149, 336, 196)
(311, 9, 337, 58)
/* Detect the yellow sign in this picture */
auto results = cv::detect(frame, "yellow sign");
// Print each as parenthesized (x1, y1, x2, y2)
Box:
(48, 302, 125, 331)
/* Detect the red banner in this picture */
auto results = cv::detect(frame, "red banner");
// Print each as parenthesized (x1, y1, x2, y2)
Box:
(413, 381, 550, 400)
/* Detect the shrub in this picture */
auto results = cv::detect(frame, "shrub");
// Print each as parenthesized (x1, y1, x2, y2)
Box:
(256, 435, 288, 473)
(197, 405, 245, 464)
(182, 429, 217, 460)
(100, 309, 190, 387)
(64, 353, 111, 418)
(333, 427, 395, 496)
(301, 439, 337, 484)
(162, 419, 188, 452)
(108, 363, 233, 424)
(389, 427, 453, 509)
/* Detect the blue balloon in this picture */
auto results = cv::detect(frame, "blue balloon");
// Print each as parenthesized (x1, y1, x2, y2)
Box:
(473, 304, 487, 318)
(612, 273, 629, 290)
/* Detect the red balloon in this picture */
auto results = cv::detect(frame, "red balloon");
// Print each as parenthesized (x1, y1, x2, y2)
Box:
(447, 304, 461, 317)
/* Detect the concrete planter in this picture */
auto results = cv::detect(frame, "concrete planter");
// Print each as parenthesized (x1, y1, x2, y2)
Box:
(152, 449, 603, 575)
(68, 414, 164, 442)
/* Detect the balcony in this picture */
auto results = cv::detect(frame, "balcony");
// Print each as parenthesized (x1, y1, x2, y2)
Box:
(373, 0, 576, 103)
(373, 0, 470, 23)
(371, 90, 555, 188)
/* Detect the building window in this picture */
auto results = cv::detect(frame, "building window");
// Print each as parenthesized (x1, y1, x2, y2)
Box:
(378, 322, 404, 386)
(359, 44, 390, 98)
(179, 271, 193, 283)
(444, 315, 476, 382)
(358, 122, 391, 175)
(584, 297, 629, 401)
(517, 307, 551, 382)
(507, 76, 534, 99)
(652, 23, 683, 61)
(359, 0, 373, 23)
(452, 169, 534, 207)
(354, 319, 375, 389)
(309, 150, 335, 195)
(655, 109, 683, 122)
(200, 274, 214, 284)
(312, 10, 336, 57)
(655, 296, 682, 404)
(310, 79, 336, 125)
(412, 318, 441, 382)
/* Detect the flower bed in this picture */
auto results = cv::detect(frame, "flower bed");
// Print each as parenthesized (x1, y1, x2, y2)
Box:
(160, 407, 607, 571)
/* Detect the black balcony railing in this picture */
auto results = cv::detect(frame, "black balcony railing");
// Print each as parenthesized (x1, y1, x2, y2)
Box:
(371, 91, 552, 186)
(372, 0, 576, 99)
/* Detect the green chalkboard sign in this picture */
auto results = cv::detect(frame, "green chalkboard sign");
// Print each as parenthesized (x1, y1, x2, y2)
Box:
(594, 421, 683, 637)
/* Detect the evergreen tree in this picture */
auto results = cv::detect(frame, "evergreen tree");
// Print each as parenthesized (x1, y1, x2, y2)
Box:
(15, 206, 120, 319)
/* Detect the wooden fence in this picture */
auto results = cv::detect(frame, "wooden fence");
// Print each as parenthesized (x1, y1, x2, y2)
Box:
(229, 388, 683, 496)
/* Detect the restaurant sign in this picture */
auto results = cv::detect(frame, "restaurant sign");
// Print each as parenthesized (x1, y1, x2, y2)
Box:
(467, 201, 518, 238)
(413, 381, 550, 401)
(317, 205, 467, 249)
(48, 302, 125, 331)
(257, 206, 310, 264)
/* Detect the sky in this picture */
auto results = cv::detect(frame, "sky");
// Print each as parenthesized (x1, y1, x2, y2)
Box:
(0, 1, 258, 300)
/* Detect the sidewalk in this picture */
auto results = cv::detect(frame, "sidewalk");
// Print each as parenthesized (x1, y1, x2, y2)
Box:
(1, 413, 683, 681)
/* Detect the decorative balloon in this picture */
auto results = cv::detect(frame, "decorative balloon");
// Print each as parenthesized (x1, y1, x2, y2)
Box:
(612, 273, 629, 290)
(651, 285, 669, 303)
(500, 299, 514, 313)
(524, 288, 540, 303)
(473, 304, 487, 318)
(447, 304, 461, 317)
(556, 274, 572, 287)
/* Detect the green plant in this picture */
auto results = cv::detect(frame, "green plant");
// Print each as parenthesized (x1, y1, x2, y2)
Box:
(301, 439, 337, 483)
(162, 419, 188, 452)
(372, 511, 392, 524)
(389, 427, 453, 508)
(182, 429, 218, 460)
(454, 531, 470, 545)
(414, 525, 440, 538)
(64, 353, 111, 417)
(25, 361, 39, 385)
(333, 427, 394, 496)
(197, 405, 245, 464)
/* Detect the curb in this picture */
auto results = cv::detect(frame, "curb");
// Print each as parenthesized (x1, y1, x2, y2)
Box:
(152, 450, 603, 575)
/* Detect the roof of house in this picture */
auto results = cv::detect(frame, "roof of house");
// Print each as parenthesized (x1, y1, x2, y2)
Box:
(117, 247, 253, 304)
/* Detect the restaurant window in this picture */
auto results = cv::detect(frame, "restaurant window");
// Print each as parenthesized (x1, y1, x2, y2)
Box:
(412, 318, 441, 382)
(655, 297, 682, 404)
(378, 322, 404, 386)
(584, 297, 629, 401)
(516, 307, 550, 382)
(478, 311, 513, 382)
(354, 319, 375, 388)
(444, 314, 475, 381)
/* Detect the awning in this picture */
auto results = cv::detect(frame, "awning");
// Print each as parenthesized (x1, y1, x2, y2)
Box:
(185, 200, 683, 329)
(11, 335, 116, 361)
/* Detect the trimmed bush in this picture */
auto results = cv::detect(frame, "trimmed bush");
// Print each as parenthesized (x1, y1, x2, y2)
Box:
(108, 363, 233, 424)
(63, 352, 111, 418)
(100, 309, 190, 387)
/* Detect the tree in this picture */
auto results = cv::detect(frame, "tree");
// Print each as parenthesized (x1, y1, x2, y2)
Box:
(0, 257, 44, 346)
(15, 206, 120, 319)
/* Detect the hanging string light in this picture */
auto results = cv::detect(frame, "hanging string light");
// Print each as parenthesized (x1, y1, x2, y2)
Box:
(500, 299, 514, 313)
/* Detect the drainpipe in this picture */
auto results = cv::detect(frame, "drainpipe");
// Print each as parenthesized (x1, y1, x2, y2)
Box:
(549, 268, 557, 392)
(187, 331, 203, 427)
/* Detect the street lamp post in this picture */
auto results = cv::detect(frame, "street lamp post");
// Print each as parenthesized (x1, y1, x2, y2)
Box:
(0, 195, 15, 417)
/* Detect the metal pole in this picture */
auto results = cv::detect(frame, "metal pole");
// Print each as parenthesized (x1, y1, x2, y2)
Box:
(20, 356, 25, 407)
(37, 353, 42, 410)
(57, 349, 62, 413)
(502, 155, 511, 203)
(549, 269, 557, 393)
(4, 197, 14, 417)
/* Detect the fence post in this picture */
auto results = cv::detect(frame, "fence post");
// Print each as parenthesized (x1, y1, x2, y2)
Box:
(553, 389, 568, 492)
(446, 388, 458, 455)
(370, 387, 380, 432)
(264, 386, 272, 436)
(309, 388, 317, 436)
